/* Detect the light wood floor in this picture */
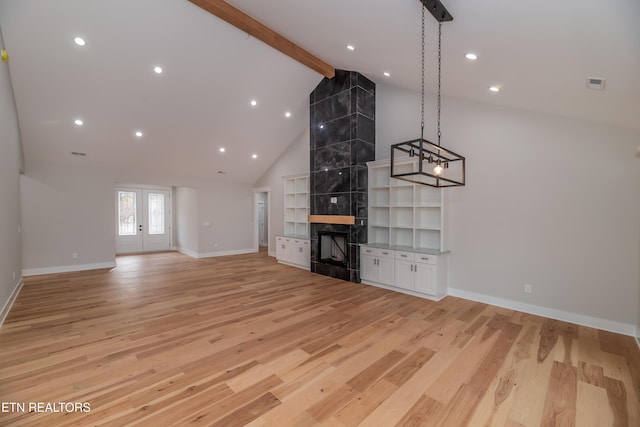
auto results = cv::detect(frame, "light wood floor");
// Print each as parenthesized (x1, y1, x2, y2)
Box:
(1, 251, 638, 426)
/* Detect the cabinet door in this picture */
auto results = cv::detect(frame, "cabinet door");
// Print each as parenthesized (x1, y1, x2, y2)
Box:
(276, 238, 286, 260)
(378, 257, 395, 286)
(415, 263, 437, 295)
(284, 240, 295, 262)
(360, 254, 378, 282)
(293, 244, 309, 267)
(395, 260, 414, 290)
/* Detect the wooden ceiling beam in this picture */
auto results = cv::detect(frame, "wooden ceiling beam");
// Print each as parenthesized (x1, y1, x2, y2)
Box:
(188, 0, 335, 79)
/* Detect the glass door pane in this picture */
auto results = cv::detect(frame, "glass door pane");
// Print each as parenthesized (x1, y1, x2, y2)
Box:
(148, 192, 165, 235)
(118, 191, 137, 236)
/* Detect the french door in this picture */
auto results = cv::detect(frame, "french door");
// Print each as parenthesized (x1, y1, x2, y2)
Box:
(115, 187, 171, 254)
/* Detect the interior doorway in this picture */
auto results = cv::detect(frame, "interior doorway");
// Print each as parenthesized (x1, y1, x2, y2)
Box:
(115, 186, 172, 254)
(253, 188, 270, 253)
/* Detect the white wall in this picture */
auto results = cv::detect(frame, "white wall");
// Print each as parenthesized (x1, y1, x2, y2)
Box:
(255, 128, 310, 251)
(0, 28, 23, 321)
(197, 184, 254, 256)
(175, 187, 199, 257)
(21, 162, 256, 272)
(377, 84, 640, 333)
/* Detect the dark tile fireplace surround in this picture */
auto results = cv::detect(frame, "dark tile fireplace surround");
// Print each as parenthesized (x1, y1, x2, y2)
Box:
(310, 70, 375, 283)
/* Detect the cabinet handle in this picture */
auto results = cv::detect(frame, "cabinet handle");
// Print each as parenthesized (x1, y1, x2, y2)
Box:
(299, 247, 303, 252)
(401, 254, 407, 258)
(414, 265, 417, 272)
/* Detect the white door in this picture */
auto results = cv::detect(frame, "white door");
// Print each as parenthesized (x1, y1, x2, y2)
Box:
(360, 254, 377, 282)
(378, 257, 395, 286)
(258, 202, 266, 246)
(395, 260, 415, 290)
(116, 188, 171, 254)
(415, 263, 437, 295)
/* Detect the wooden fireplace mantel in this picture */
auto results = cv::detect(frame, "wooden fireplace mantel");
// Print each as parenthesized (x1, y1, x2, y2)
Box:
(308, 215, 355, 225)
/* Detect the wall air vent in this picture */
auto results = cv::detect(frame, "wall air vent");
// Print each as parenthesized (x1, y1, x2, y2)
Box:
(586, 77, 606, 90)
(71, 151, 86, 156)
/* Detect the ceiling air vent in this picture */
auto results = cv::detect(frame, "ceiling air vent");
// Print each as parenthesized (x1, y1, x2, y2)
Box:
(586, 77, 606, 90)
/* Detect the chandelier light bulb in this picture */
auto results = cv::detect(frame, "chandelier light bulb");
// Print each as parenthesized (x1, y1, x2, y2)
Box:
(433, 164, 444, 176)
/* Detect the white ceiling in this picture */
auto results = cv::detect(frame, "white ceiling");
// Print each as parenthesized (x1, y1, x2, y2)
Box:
(1, 0, 639, 184)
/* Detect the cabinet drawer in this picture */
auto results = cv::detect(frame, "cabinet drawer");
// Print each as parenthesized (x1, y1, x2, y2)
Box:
(395, 250, 414, 261)
(415, 254, 436, 265)
(361, 246, 378, 256)
(276, 236, 284, 242)
(378, 249, 395, 259)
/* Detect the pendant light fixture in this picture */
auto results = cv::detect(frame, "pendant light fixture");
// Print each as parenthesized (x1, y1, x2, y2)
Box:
(390, 0, 465, 188)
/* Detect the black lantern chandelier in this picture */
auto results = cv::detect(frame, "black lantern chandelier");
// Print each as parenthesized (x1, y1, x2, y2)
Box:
(390, 0, 465, 188)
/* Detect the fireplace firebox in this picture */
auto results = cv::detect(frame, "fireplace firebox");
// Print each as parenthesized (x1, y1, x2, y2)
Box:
(318, 231, 349, 268)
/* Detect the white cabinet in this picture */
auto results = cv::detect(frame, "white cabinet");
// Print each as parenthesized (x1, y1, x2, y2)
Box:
(293, 240, 310, 268)
(283, 174, 309, 238)
(276, 236, 310, 270)
(367, 159, 445, 252)
(394, 251, 415, 291)
(360, 245, 448, 300)
(360, 247, 394, 286)
(394, 251, 438, 295)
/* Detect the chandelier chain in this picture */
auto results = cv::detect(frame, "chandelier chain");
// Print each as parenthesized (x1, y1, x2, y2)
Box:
(420, 4, 425, 139)
(437, 21, 442, 146)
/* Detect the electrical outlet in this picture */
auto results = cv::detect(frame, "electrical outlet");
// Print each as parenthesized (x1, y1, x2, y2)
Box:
(72, 252, 78, 259)
(330, 197, 337, 204)
(524, 284, 532, 294)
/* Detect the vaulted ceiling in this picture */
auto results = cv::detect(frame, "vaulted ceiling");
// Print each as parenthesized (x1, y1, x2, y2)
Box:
(1, 0, 638, 184)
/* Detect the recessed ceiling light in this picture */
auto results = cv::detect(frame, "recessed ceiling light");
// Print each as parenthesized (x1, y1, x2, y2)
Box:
(319, 124, 324, 129)
(285, 112, 291, 118)
(252, 154, 258, 159)
(73, 37, 86, 47)
(74, 119, 84, 126)
(465, 53, 478, 60)
(346, 45, 355, 51)
(219, 147, 225, 153)
(153, 66, 163, 74)
(250, 100, 257, 106)
(383, 72, 391, 77)
(135, 131, 143, 137)
(489, 86, 500, 92)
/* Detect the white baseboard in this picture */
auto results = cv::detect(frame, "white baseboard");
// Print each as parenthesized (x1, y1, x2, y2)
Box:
(22, 261, 117, 277)
(176, 247, 255, 259)
(197, 248, 254, 259)
(0, 278, 23, 328)
(448, 287, 636, 337)
(175, 247, 199, 258)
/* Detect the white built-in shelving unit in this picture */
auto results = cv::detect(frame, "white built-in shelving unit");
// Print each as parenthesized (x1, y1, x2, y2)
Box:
(367, 158, 446, 252)
(283, 174, 309, 238)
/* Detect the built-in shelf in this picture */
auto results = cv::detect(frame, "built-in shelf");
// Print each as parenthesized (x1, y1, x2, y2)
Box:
(366, 159, 446, 251)
(283, 174, 309, 238)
